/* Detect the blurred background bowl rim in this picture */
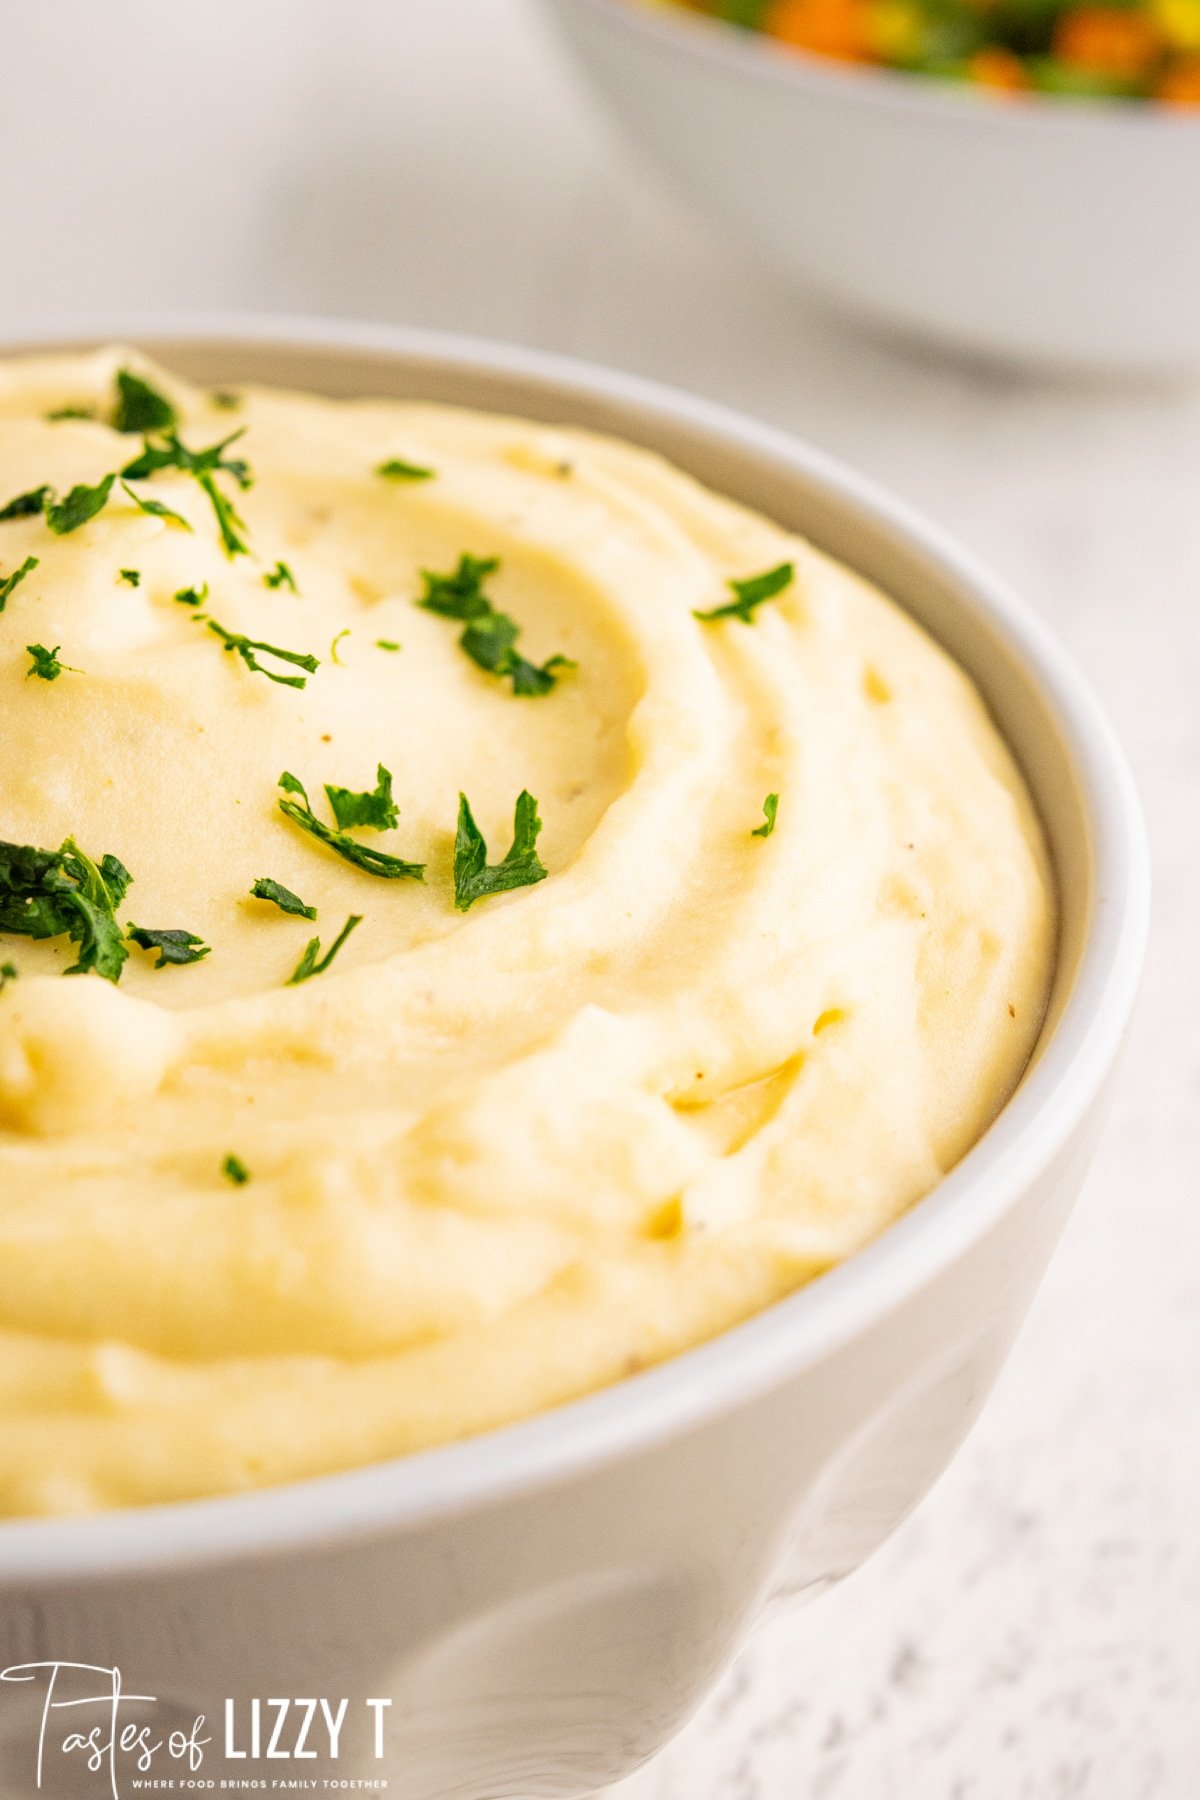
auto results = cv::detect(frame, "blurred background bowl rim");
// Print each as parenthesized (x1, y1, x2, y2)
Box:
(570, 0, 1200, 131)
(0, 313, 1150, 1582)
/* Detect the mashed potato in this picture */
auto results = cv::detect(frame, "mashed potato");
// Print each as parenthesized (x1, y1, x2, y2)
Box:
(0, 350, 1054, 1515)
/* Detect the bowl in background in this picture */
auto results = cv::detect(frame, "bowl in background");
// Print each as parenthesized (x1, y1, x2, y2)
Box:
(0, 317, 1148, 1800)
(544, 0, 1200, 373)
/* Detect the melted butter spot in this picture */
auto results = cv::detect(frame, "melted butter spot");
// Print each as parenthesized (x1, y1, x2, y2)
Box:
(671, 1052, 805, 1157)
(644, 1196, 684, 1241)
(813, 1008, 845, 1035)
(863, 666, 892, 704)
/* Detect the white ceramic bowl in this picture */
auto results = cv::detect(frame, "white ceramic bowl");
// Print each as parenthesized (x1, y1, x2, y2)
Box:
(543, 0, 1200, 373)
(0, 319, 1147, 1800)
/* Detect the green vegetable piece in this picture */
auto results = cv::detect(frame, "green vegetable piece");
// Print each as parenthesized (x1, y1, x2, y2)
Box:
(206, 619, 319, 689)
(222, 1154, 250, 1185)
(46, 474, 116, 536)
(121, 429, 252, 556)
(0, 836, 130, 982)
(26, 644, 78, 682)
(324, 764, 399, 832)
(377, 458, 434, 481)
(118, 568, 140, 587)
(112, 369, 178, 435)
(264, 560, 297, 592)
(127, 924, 211, 968)
(376, 639, 401, 652)
(0, 487, 51, 521)
(418, 554, 573, 696)
(0, 961, 17, 990)
(0, 556, 37, 614)
(46, 405, 94, 423)
(277, 771, 424, 881)
(288, 912, 362, 985)
(453, 789, 547, 912)
(694, 561, 794, 624)
(173, 583, 208, 607)
(121, 479, 192, 531)
(752, 793, 779, 838)
(250, 877, 317, 921)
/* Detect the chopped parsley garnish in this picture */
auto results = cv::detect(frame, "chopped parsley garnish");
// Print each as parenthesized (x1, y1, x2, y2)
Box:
(330, 628, 350, 664)
(264, 560, 297, 592)
(0, 837, 130, 982)
(120, 479, 192, 531)
(0, 486, 51, 521)
(112, 369, 178, 435)
(222, 1153, 250, 1185)
(453, 790, 547, 912)
(277, 771, 424, 881)
(46, 474, 116, 536)
(0, 556, 37, 614)
(377, 458, 434, 481)
(26, 643, 77, 682)
(0, 961, 16, 990)
(250, 877, 317, 920)
(376, 638, 401, 652)
(324, 764, 398, 832)
(127, 924, 211, 968)
(46, 405, 94, 423)
(206, 620, 319, 689)
(287, 912, 362, 985)
(694, 561, 794, 624)
(121, 429, 252, 557)
(752, 793, 779, 838)
(418, 553, 573, 696)
(118, 568, 140, 587)
(173, 582, 207, 607)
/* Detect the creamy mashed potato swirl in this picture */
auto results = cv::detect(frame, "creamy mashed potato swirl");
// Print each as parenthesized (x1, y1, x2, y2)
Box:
(0, 351, 1054, 1516)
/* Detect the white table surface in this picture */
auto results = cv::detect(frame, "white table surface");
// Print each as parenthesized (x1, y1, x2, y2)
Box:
(2, 3, 1196, 1794)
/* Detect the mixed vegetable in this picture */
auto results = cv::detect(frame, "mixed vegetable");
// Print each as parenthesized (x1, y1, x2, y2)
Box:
(647, 0, 1200, 100)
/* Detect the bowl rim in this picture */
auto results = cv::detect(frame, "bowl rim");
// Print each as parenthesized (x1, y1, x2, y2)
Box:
(0, 313, 1150, 1582)
(564, 0, 1200, 131)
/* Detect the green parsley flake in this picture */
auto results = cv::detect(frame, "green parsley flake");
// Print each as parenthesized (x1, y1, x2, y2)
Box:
(694, 561, 794, 625)
(112, 369, 178, 435)
(121, 479, 192, 532)
(0, 837, 131, 982)
(127, 925, 211, 968)
(250, 877, 317, 921)
(0, 486, 51, 521)
(0, 962, 17, 991)
(454, 790, 547, 912)
(377, 458, 435, 482)
(222, 1154, 250, 1185)
(264, 561, 297, 592)
(330, 628, 351, 665)
(752, 793, 779, 838)
(419, 553, 574, 696)
(0, 556, 37, 614)
(206, 619, 319, 689)
(375, 639, 401, 652)
(121, 429, 252, 557)
(173, 583, 208, 607)
(277, 772, 424, 881)
(118, 568, 140, 587)
(287, 912, 362, 985)
(46, 474, 116, 536)
(324, 764, 398, 832)
(46, 405, 94, 423)
(26, 644, 78, 682)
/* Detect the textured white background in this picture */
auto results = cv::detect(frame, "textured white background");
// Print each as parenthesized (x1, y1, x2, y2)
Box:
(1, 3, 1196, 1794)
